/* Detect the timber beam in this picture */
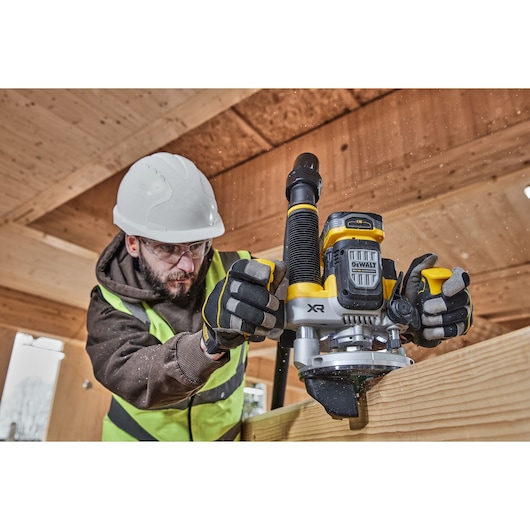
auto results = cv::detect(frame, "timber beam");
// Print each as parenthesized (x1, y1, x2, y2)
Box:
(242, 326, 530, 441)
(0, 284, 87, 344)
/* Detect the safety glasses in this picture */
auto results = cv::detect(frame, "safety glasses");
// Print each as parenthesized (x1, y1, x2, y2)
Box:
(139, 237, 212, 264)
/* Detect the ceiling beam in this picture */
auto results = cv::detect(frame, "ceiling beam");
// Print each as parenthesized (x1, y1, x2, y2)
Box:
(0, 221, 97, 308)
(5, 222, 99, 260)
(3, 89, 260, 226)
(0, 285, 87, 343)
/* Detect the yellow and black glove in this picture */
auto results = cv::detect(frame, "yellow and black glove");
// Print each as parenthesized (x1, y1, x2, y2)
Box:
(202, 258, 287, 354)
(402, 253, 473, 348)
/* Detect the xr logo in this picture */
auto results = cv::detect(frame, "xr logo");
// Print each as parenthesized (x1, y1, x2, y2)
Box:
(307, 303, 325, 313)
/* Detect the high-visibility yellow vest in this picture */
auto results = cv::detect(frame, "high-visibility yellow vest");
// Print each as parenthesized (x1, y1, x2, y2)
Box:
(98, 249, 251, 441)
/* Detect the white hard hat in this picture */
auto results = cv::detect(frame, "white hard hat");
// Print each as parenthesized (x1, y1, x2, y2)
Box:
(113, 152, 225, 243)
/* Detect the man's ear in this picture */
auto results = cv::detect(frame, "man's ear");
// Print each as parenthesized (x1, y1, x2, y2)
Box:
(125, 235, 140, 258)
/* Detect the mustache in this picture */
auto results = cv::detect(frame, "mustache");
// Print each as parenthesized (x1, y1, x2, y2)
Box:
(166, 271, 196, 281)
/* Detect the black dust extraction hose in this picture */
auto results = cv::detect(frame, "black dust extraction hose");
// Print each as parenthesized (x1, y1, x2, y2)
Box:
(284, 152, 322, 287)
(271, 153, 322, 410)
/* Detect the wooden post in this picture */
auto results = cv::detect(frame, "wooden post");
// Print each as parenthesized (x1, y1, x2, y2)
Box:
(242, 326, 530, 441)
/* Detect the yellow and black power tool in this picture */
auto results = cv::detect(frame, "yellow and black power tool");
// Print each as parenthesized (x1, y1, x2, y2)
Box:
(279, 152, 448, 419)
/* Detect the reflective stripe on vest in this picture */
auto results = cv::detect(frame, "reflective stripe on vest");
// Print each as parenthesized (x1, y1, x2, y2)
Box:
(99, 249, 251, 441)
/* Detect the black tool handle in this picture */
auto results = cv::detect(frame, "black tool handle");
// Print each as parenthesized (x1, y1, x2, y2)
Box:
(284, 153, 322, 286)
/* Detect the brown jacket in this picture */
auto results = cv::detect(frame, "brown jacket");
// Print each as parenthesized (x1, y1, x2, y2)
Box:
(86, 232, 240, 409)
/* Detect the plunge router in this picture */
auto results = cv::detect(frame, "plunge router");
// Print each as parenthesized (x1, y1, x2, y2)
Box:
(282, 152, 425, 419)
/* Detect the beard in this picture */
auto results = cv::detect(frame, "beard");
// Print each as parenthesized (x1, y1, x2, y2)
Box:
(138, 251, 202, 302)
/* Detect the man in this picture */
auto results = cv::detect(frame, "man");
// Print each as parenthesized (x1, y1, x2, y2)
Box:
(86, 152, 285, 441)
(86, 152, 472, 441)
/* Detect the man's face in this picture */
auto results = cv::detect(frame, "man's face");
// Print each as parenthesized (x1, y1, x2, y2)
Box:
(128, 236, 211, 301)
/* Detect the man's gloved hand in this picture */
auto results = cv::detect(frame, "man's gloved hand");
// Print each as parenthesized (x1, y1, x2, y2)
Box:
(402, 253, 473, 348)
(202, 258, 287, 354)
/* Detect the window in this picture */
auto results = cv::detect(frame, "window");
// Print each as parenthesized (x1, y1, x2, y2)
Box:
(243, 382, 267, 419)
(0, 333, 64, 441)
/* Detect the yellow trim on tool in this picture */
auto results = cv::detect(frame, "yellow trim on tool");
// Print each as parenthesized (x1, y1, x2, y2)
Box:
(321, 225, 385, 248)
(382, 278, 397, 301)
(287, 276, 398, 302)
(323, 275, 338, 297)
(287, 204, 318, 216)
(287, 282, 326, 299)
(421, 267, 452, 295)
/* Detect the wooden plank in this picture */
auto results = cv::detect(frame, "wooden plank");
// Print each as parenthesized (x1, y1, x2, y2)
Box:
(469, 262, 530, 324)
(0, 89, 202, 214)
(0, 286, 87, 343)
(103, 89, 202, 125)
(6, 222, 99, 260)
(164, 107, 272, 178)
(232, 88, 361, 144)
(213, 89, 530, 244)
(242, 326, 530, 441)
(380, 167, 530, 274)
(2, 88, 259, 225)
(0, 222, 97, 309)
(18, 89, 200, 141)
(29, 203, 117, 254)
(404, 315, 510, 362)
(29, 169, 123, 253)
(0, 89, 103, 173)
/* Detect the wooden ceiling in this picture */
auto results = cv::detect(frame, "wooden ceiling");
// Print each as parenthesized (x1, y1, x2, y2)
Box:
(0, 88, 529, 361)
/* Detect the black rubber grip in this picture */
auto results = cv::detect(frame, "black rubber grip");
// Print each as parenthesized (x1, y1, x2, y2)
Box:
(285, 208, 321, 285)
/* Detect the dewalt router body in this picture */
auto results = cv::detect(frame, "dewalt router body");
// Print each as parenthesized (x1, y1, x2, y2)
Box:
(280, 152, 449, 419)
